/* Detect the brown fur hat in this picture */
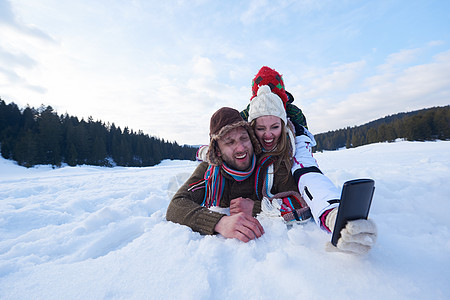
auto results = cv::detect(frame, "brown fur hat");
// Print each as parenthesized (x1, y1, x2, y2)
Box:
(207, 107, 261, 166)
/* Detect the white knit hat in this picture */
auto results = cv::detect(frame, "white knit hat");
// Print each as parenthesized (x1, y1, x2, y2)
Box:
(248, 85, 296, 157)
(248, 85, 287, 125)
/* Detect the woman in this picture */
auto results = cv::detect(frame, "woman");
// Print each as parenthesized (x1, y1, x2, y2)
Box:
(246, 83, 377, 254)
(244, 67, 342, 231)
(244, 85, 310, 223)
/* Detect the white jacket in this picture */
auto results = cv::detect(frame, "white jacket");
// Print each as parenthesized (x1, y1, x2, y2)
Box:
(291, 127, 340, 228)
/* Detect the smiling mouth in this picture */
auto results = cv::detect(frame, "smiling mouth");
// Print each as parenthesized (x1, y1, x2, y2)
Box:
(235, 153, 247, 159)
(264, 139, 274, 144)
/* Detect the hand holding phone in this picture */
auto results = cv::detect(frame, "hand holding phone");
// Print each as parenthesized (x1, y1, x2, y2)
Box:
(331, 179, 375, 247)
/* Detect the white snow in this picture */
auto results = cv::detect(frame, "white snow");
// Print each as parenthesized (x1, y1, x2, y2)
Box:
(1, 141, 449, 299)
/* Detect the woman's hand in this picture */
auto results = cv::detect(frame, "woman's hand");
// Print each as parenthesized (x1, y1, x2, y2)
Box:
(230, 197, 255, 216)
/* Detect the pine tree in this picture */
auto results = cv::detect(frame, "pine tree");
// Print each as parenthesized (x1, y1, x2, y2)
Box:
(92, 136, 107, 165)
(0, 100, 198, 166)
(66, 142, 78, 166)
(36, 106, 62, 166)
(13, 130, 37, 167)
(433, 107, 450, 139)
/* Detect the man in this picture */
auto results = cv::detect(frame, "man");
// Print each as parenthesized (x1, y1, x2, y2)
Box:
(166, 107, 265, 242)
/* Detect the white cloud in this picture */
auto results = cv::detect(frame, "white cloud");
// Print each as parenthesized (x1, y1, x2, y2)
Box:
(298, 60, 366, 98)
(240, 0, 324, 25)
(0, 22, 53, 98)
(240, 0, 271, 25)
(192, 56, 216, 78)
(1, 0, 449, 146)
(427, 40, 445, 47)
(377, 48, 421, 72)
(303, 49, 450, 133)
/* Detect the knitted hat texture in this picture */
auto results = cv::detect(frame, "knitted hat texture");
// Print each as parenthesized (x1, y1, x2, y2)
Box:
(251, 66, 288, 107)
(248, 85, 287, 125)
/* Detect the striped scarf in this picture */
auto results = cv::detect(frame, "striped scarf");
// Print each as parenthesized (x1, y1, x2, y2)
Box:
(254, 155, 276, 200)
(202, 154, 256, 208)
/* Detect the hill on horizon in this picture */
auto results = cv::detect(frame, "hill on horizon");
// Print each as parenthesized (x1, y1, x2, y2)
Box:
(314, 105, 449, 151)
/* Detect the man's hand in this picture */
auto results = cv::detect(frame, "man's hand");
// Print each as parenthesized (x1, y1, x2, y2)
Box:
(214, 212, 264, 243)
(230, 197, 255, 216)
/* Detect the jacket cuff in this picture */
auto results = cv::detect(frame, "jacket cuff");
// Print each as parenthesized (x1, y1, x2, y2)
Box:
(320, 208, 334, 233)
(194, 210, 225, 235)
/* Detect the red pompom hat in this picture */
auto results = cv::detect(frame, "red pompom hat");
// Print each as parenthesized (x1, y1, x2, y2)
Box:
(251, 66, 288, 108)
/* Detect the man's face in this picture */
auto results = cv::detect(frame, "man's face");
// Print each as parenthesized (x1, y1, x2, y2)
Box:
(216, 126, 254, 171)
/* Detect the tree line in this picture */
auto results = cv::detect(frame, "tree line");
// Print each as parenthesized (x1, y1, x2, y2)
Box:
(314, 106, 450, 152)
(0, 99, 198, 167)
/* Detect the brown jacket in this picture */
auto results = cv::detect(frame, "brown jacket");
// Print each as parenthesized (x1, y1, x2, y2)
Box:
(166, 161, 298, 235)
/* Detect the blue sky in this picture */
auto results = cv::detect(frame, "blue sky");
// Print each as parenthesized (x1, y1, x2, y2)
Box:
(1, 0, 449, 145)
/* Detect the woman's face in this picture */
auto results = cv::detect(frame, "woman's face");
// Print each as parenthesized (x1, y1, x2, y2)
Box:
(254, 115, 282, 151)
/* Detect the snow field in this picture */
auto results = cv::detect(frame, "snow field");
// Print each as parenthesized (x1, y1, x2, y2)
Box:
(0, 141, 449, 299)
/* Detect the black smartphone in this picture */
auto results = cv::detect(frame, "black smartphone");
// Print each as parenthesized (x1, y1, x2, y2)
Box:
(331, 179, 375, 246)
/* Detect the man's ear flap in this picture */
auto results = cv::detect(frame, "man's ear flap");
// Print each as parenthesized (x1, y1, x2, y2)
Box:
(212, 139, 221, 157)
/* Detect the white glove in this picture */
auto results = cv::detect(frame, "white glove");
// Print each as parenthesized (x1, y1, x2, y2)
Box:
(325, 208, 377, 255)
(260, 197, 282, 217)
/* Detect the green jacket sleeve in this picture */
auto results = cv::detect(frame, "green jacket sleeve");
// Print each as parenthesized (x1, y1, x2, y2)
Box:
(286, 103, 308, 129)
(166, 162, 226, 235)
(240, 104, 250, 121)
